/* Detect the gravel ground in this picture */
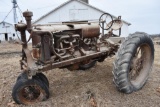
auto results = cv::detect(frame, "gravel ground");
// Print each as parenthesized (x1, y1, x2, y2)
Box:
(0, 42, 160, 107)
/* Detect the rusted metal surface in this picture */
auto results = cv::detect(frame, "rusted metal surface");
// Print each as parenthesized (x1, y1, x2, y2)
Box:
(32, 48, 40, 59)
(11, 10, 126, 104)
(17, 80, 46, 105)
(34, 23, 100, 38)
(15, 23, 27, 48)
(67, 63, 80, 71)
(14, 10, 123, 77)
(31, 32, 41, 47)
(42, 51, 108, 71)
(23, 10, 33, 33)
(80, 24, 100, 38)
(19, 85, 41, 104)
(129, 44, 152, 85)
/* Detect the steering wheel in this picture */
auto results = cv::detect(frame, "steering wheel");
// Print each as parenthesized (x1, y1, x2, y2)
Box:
(99, 13, 113, 30)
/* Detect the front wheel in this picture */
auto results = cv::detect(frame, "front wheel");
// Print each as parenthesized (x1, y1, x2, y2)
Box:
(12, 74, 49, 105)
(113, 33, 154, 93)
(16, 72, 49, 88)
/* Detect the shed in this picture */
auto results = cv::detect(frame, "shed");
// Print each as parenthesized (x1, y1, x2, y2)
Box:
(0, 21, 17, 41)
(33, 0, 131, 36)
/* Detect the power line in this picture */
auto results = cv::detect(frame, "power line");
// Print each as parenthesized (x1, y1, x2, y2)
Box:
(1, 0, 24, 23)
(17, 4, 24, 22)
(2, 8, 13, 22)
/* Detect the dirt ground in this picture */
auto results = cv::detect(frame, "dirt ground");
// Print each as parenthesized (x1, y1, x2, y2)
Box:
(0, 42, 160, 107)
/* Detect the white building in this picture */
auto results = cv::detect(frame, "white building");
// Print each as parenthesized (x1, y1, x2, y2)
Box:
(0, 21, 17, 41)
(33, 0, 131, 36)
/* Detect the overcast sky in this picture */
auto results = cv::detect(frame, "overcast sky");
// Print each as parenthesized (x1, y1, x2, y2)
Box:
(0, 0, 160, 34)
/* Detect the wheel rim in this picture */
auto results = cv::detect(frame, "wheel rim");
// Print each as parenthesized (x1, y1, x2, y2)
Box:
(19, 85, 42, 104)
(129, 43, 152, 87)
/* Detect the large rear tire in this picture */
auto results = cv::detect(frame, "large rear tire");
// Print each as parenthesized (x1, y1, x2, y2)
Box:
(79, 60, 96, 70)
(113, 33, 154, 93)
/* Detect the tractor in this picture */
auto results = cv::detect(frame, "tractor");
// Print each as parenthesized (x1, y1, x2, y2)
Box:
(12, 10, 154, 105)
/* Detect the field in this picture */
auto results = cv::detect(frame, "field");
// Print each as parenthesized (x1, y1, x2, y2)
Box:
(0, 42, 160, 107)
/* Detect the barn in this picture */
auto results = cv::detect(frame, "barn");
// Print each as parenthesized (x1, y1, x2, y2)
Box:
(33, 0, 131, 37)
(0, 21, 17, 42)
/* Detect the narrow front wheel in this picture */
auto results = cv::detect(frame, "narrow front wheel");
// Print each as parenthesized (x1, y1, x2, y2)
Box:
(12, 74, 49, 105)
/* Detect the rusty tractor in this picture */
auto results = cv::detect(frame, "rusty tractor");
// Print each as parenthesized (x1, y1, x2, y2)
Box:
(12, 11, 154, 105)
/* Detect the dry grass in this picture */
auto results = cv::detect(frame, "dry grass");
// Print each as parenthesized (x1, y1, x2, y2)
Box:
(154, 45, 160, 66)
(0, 42, 160, 107)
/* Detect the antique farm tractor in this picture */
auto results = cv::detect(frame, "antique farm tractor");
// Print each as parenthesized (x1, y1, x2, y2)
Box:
(12, 10, 154, 105)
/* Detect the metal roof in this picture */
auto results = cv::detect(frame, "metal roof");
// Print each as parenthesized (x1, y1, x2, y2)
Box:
(33, 0, 131, 25)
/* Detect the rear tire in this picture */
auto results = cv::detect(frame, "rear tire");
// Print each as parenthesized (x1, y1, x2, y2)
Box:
(79, 60, 96, 70)
(113, 33, 154, 93)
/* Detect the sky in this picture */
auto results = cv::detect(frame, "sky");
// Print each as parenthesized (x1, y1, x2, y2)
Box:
(0, 0, 160, 34)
